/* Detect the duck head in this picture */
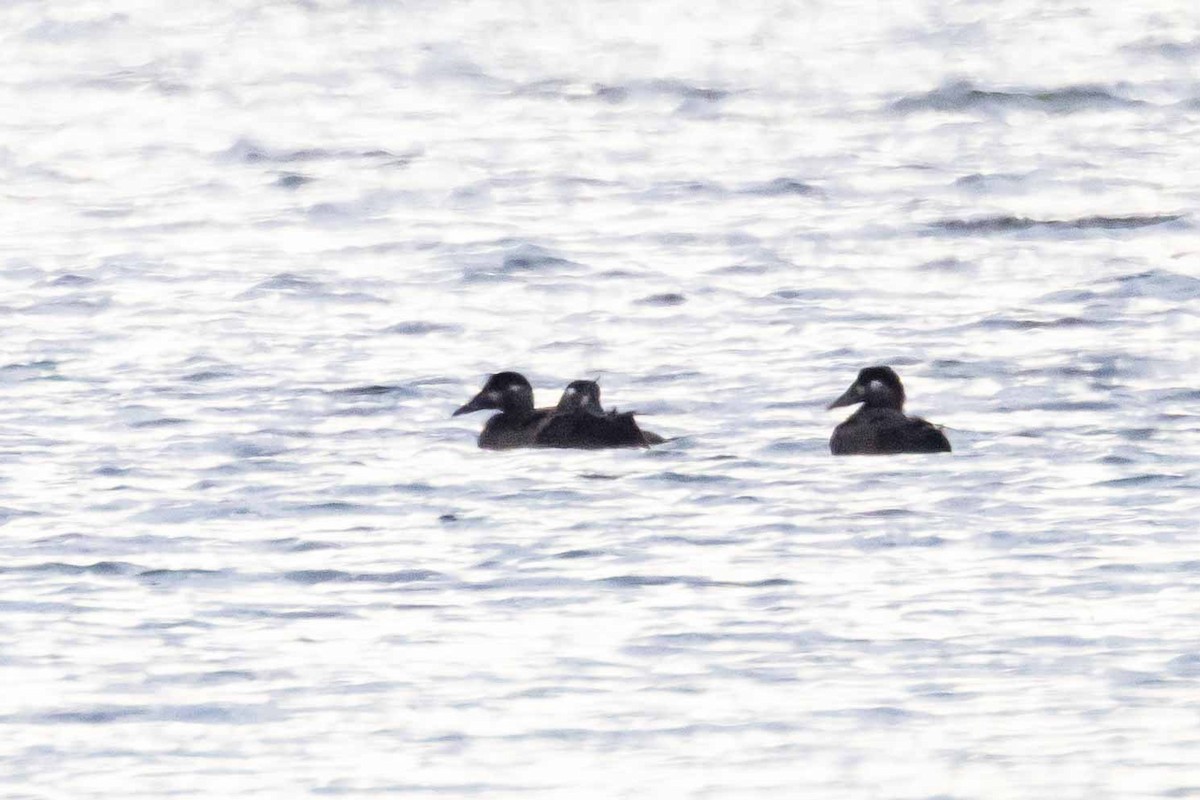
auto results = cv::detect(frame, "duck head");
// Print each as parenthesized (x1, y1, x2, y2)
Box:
(453, 372, 535, 417)
(827, 366, 907, 411)
(555, 380, 605, 414)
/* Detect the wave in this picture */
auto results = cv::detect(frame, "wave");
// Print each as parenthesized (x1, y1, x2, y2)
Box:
(929, 213, 1183, 234)
(977, 316, 1106, 330)
(457, 242, 583, 283)
(589, 79, 731, 105)
(893, 81, 1144, 114)
(221, 138, 417, 166)
(383, 321, 463, 336)
(284, 569, 441, 585)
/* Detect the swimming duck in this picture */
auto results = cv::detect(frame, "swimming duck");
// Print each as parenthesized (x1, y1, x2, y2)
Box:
(827, 366, 950, 455)
(452, 371, 554, 450)
(535, 380, 665, 449)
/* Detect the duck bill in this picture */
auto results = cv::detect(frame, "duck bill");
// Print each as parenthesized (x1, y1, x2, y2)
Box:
(826, 385, 863, 410)
(452, 391, 497, 417)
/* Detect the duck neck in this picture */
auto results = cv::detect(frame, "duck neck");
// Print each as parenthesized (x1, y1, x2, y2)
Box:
(501, 398, 536, 422)
(862, 396, 904, 411)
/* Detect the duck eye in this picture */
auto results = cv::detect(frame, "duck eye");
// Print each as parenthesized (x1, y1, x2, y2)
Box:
(868, 380, 885, 393)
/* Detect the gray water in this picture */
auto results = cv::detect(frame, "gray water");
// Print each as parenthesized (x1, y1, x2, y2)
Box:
(2, 1, 1200, 797)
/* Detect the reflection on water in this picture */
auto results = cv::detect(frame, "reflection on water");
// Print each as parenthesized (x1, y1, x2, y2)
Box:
(2, 0, 1199, 797)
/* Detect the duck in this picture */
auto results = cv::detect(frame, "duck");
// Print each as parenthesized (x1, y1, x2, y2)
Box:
(452, 372, 555, 450)
(826, 366, 950, 455)
(535, 380, 665, 449)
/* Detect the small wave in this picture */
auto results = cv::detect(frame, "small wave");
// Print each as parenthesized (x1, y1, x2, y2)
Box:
(327, 384, 414, 398)
(600, 574, 791, 589)
(48, 273, 95, 286)
(459, 242, 581, 282)
(760, 441, 813, 454)
(239, 272, 387, 304)
(1159, 389, 1200, 403)
(954, 172, 1029, 190)
(274, 173, 313, 189)
(636, 292, 687, 307)
(23, 295, 112, 315)
(817, 706, 924, 723)
(554, 549, 603, 560)
(1093, 474, 1182, 488)
(892, 81, 1144, 114)
(850, 508, 917, 518)
(929, 213, 1182, 234)
(264, 537, 340, 553)
(181, 369, 236, 382)
(591, 79, 730, 105)
(978, 316, 1103, 330)
(1, 359, 57, 375)
(293, 501, 370, 514)
(227, 439, 293, 459)
(23, 13, 128, 42)
(130, 417, 189, 429)
(138, 568, 229, 582)
(1029, 400, 1117, 412)
(284, 569, 441, 585)
(28, 702, 272, 725)
(270, 609, 354, 620)
(917, 257, 973, 273)
(853, 535, 946, 550)
(1167, 653, 1200, 677)
(709, 263, 770, 276)
(93, 465, 132, 477)
(1108, 269, 1200, 301)
(222, 138, 414, 166)
(499, 245, 573, 273)
(416, 47, 504, 89)
(1004, 634, 1096, 648)
(246, 272, 320, 293)
(0, 561, 140, 577)
(383, 321, 463, 336)
(305, 191, 415, 225)
(1123, 37, 1200, 60)
(649, 471, 732, 485)
(640, 180, 726, 201)
(739, 177, 820, 197)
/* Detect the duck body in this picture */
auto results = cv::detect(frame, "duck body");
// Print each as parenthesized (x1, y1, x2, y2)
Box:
(535, 380, 663, 449)
(827, 366, 950, 456)
(830, 405, 950, 455)
(476, 408, 555, 450)
(453, 372, 554, 450)
(454, 375, 664, 450)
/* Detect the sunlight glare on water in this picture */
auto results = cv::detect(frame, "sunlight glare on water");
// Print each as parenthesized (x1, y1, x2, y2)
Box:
(1, 0, 1199, 797)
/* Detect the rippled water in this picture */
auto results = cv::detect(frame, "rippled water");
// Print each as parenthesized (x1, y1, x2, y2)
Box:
(3, 1, 1200, 797)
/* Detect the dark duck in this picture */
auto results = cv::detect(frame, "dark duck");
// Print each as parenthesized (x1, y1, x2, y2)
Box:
(826, 366, 950, 455)
(535, 380, 665, 449)
(452, 372, 555, 450)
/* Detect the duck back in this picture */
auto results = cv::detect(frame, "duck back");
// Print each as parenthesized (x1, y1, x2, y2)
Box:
(477, 409, 555, 450)
(535, 409, 653, 449)
(830, 407, 950, 455)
